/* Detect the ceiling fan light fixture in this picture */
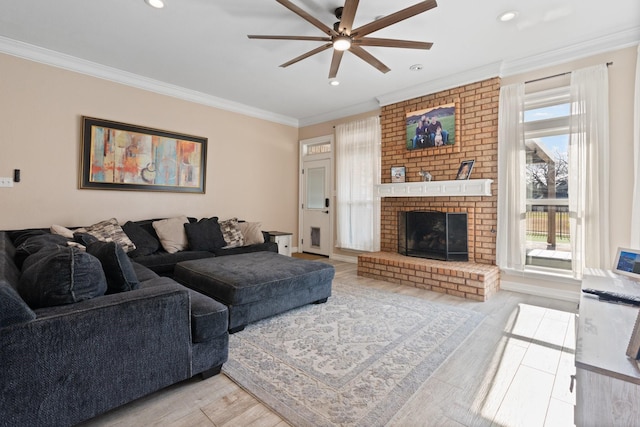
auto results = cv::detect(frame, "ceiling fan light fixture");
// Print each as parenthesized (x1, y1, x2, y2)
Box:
(329, 78, 340, 86)
(498, 10, 518, 22)
(333, 35, 352, 51)
(144, 0, 165, 9)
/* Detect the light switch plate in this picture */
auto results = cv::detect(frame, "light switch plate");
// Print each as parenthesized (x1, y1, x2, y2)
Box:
(0, 177, 14, 187)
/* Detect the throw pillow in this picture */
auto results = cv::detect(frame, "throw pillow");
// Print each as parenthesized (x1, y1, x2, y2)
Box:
(184, 217, 226, 251)
(50, 224, 75, 239)
(152, 216, 189, 254)
(122, 221, 160, 257)
(83, 218, 136, 253)
(18, 246, 107, 308)
(86, 241, 140, 294)
(219, 218, 244, 248)
(237, 221, 265, 246)
(14, 234, 70, 270)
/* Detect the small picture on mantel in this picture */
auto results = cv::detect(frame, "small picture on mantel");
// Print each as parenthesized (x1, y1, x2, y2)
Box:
(456, 160, 474, 180)
(391, 166, 406, 183)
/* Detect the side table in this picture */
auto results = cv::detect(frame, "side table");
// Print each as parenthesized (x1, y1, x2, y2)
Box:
(267, 231, 292, 257)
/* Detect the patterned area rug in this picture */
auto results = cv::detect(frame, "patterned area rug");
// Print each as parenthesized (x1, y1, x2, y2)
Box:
(222, 280, 485, 427)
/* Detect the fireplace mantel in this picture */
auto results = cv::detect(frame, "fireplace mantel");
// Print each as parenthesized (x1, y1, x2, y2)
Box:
(376, 179, 493, 198)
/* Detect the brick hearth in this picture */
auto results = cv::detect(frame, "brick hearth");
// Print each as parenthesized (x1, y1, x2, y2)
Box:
(358, 252, 500, 301)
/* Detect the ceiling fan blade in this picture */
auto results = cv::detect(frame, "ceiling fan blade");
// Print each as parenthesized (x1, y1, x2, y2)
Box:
(276, 0, 338, 37)
(329, 50, 344, 79)
(338, 0, 359, 35)
(349, 45, 390, 74)
(354, 38, 433, 49)
(351, 0, 437, 38)
(280, 43, 333, 68)
(248, 35, 331, 42)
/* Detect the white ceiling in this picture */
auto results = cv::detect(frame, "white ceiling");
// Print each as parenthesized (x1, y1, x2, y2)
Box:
(0, 0, 638, 126)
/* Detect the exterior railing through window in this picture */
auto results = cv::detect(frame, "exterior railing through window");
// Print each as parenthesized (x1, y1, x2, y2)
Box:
(527, 202, 570, 248)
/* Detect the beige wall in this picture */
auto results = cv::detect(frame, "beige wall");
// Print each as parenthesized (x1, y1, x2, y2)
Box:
(0, 53, 299, 236)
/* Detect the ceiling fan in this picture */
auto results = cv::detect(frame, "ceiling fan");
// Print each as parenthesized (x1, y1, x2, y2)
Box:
(248, 0, 437, 79)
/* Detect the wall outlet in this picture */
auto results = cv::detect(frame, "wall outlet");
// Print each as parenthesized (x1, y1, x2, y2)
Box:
(0, 177, 14, 187)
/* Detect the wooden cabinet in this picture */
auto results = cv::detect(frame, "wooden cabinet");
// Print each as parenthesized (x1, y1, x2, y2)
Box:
(575, 271, 640, 426)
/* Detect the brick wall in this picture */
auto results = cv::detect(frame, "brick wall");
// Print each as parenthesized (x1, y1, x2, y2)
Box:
(380, 77, 500, 265)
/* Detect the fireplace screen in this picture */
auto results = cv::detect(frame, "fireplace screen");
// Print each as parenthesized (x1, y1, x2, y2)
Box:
(398, 211, 468, 261)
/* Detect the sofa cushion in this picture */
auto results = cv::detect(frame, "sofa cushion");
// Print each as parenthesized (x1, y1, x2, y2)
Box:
(86, 241, 140, 294)
(237, 221, 265, 245)
(219, 218, 244, 248)
(133, 250, 215, 276)
(14, 233, 70, 269)
(184, 217, 226, 252)
(139, 277, 228, 342)
(18, 246, 108, 308)
(79, 218, 136, 253)
(0, 279, 36, 327)
(153, 216, 189, 254)
(122, 221, 160, 258)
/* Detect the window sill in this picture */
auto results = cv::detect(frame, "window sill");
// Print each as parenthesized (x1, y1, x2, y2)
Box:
(500, 267, 581, 302)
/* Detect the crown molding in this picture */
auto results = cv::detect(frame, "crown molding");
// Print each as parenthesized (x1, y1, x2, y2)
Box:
(298, 99, 381, 127)
(0, 36, 299, 128)
(375, 27, 640, 108)
(500, 26, 640, 77)
(375, 62, 503, 107)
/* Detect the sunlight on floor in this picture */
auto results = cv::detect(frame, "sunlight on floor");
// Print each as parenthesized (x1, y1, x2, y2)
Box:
(476, 304, 576, 427)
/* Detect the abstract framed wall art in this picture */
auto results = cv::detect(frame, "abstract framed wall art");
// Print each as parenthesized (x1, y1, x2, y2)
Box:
(80, 117, 207, 193)
(406, 102, 458, 152)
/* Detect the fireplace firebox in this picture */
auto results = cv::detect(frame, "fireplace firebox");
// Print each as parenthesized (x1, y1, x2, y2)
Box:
(398, 211, 468, 261)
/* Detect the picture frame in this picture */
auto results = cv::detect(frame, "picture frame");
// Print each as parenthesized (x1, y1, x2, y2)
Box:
(391, 166, 406, 183)
(406, 101, 458, 151)
(456, 160, 475, 180)
(80, 117, 207, 193)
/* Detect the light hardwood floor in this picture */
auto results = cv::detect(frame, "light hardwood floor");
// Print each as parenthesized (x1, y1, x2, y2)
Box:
(80, 259, 578, 427)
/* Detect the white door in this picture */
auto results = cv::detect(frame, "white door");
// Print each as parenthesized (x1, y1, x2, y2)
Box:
(301, 158, 331, 255)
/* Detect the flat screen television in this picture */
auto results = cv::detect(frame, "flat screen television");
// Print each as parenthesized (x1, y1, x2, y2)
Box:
(613, 247, 640, 280)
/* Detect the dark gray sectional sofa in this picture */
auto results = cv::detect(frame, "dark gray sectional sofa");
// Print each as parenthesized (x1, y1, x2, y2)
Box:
(0, 215, 318, 426)
(0, 214, 269, 427)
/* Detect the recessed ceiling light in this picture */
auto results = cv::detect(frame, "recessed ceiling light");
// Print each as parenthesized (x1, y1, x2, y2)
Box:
(145, 0, 165, 9)
(329, 78, 340, 86)
(409, 64, 424, 71)
(498, 10, 518, 22)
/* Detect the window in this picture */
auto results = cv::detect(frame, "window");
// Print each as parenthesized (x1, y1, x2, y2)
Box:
(523, 87, 572, 271)
(499, 65, 609, 279)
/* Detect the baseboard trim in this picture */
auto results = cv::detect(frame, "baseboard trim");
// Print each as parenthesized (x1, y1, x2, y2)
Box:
(500, 280, 580, 303)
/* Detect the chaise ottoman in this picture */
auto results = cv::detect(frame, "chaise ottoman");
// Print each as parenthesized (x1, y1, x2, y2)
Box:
(173, 251, 334, 333)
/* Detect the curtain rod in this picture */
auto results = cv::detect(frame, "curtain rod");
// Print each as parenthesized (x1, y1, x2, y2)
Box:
(525, 62, 613, 85)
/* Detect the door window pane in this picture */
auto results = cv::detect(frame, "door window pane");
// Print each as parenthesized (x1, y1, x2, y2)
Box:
(307, 167, 325, 209)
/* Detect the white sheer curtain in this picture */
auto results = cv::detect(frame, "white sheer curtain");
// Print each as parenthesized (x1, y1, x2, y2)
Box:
(631, 44, 640, 248)
(496, 83, 527, 271)
(335, 116, 381, 251)
(569, 64, 610, 277)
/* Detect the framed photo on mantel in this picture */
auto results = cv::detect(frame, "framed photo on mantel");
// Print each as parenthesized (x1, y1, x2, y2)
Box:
(391, 166, 406, 183)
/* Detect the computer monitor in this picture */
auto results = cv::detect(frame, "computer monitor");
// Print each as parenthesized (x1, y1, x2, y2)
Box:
(613, 247, 640, 280)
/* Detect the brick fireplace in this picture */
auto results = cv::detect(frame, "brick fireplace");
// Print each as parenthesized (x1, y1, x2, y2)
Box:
(357, 77, 501, 301)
